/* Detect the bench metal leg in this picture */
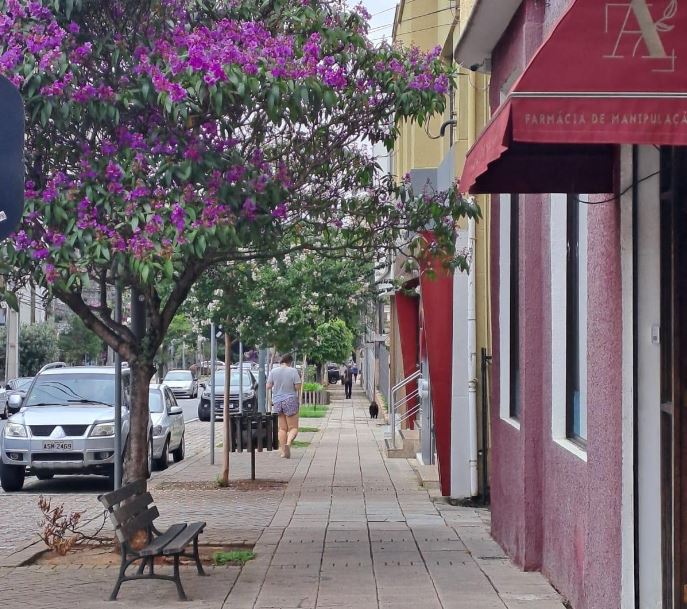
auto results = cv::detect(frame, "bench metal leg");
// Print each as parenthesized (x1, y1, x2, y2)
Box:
(136, 557, 148, 575)
(193, 537, 206, 576)
(109, 553, 127, 601)
(173, 554, 188, 601)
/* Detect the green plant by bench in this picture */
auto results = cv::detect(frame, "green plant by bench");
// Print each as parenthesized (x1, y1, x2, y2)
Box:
(212, 550, 255, 565)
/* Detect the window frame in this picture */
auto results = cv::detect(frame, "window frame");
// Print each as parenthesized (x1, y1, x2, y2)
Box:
(499, 194, 521, 429)
(550, 194, 588, 460)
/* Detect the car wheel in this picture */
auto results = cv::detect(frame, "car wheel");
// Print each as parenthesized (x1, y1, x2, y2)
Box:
(1, 403, 6, 420)
(0, 463, 25, 492)
(155, 438, 169, 471)
(172, 434, 185, 462)
(35, 472, 54, 481)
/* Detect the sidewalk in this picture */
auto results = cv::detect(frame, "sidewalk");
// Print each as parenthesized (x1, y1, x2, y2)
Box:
(0, 386, 566, 609)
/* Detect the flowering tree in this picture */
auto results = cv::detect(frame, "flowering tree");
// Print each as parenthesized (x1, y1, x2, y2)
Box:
(0, 0, 479, 481)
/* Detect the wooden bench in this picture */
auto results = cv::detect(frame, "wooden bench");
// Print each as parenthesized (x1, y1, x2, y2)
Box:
(98, 480, 207, 601)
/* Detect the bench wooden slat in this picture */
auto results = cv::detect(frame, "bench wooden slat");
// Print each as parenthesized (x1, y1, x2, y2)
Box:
(139, 523, 187, 557)
(111, 492, 154, 525)
(98, 479, 147, 510)
(117, 506, 159, 543)
(162, 522, 206, 555)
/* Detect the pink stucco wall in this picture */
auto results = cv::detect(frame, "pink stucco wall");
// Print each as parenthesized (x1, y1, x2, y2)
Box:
(487, 3, 623, 609)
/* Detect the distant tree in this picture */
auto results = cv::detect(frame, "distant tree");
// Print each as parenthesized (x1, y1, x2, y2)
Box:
(309, 319, 354, 378)
(19, 321, 60, 376)
(58, 315, 101, 365)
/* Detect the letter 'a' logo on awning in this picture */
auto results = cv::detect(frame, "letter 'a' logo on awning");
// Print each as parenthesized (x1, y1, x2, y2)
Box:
(605, 0, 677, 72)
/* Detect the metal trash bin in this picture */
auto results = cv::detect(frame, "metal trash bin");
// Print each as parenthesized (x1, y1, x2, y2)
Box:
(228, 413, 279, 479)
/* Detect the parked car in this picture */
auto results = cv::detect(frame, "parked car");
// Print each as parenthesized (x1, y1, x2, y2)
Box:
(0, 365, 152, 492)
(149, 384, 185, 470)
(0, 377, 33, 419)
(163, 369, 198, 399)
(198, 369, 257, 421)
(326, 364, 340, 384)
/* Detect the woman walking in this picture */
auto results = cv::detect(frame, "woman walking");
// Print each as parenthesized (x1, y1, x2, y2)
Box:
(267, 353, 302, 458)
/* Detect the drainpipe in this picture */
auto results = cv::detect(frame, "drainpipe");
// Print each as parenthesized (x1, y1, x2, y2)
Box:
(468, 218, 479, 497)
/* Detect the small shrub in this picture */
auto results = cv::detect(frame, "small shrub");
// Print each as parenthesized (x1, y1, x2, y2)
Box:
(299, 405, 328, 418)
(213, 550, 255, 565)
(302, 382, 323, 392)
(215, 475, 229, 488)
(37, 496, 108, 555)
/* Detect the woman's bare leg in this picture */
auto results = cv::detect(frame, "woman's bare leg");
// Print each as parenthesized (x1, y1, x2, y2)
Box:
(286, 414, 299, 445)
(278, 413, 288, 455)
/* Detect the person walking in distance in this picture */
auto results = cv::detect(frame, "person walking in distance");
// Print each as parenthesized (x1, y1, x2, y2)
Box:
(351, 362, 359, 384)
(267, 354, 302, 458)
(343, 364, 353, 399)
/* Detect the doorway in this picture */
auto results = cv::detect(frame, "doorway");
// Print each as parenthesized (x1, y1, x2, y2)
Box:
(659, 146, 687, 609)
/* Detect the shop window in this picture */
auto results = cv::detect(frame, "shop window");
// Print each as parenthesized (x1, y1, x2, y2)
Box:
(510, 195, 521, 420)
(499, 194, 521, 428)
(551, 194, 588, 459)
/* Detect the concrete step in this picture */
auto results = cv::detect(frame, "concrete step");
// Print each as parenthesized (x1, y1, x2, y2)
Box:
(409, 459, 441, 491)
(384, 433, 419, 459)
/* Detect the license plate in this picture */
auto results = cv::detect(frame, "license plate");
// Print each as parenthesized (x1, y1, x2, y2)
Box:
(42, 441, 72, 450)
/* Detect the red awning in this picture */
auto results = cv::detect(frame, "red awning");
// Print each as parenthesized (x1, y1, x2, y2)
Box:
(461, 0, 687, 194)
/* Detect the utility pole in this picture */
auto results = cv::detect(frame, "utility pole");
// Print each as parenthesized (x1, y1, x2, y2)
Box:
(209, 322, 217, 465)
(4, 305, 19, 380)
(258, 347, 267, 413)
(113, 287, 123, 489)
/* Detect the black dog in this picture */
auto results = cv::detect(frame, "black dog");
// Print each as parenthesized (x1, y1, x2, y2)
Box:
(369, 401, 379, 419)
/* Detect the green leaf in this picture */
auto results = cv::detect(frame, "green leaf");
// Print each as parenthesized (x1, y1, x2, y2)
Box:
(3, 291, 19, 312)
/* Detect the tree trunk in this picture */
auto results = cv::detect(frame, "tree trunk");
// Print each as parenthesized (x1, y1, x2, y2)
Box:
(221, 332, 232, 486)
(316, 363, 323, 384)
(300, 354, 307, 403)
(124, 359, 155, 484)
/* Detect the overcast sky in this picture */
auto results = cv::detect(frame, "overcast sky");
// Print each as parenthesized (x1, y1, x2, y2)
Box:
(360, 0, 397, 42)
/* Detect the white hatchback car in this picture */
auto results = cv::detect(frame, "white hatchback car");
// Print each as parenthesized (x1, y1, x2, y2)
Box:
(149, 384, 186, 470)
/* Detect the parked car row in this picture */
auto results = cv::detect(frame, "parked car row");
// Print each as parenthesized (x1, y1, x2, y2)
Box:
(0, 377, 34, 419)
(0, 364, 186, 492)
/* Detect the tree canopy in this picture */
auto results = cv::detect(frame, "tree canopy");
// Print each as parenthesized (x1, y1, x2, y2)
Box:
(0, 0, 480, 481)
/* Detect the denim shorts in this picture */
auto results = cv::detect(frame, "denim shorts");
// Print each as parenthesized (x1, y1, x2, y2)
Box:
(273, 395, 299, 416)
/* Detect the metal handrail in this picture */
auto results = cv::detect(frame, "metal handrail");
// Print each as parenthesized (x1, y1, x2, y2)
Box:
(389, 369, 422, 449)
(394, 389, 420, 410)
(391, 369, 422, 394)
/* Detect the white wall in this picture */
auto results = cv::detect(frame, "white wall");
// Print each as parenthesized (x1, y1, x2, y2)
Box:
(635, 146, 662, 609)
(450, 227, 471, 498)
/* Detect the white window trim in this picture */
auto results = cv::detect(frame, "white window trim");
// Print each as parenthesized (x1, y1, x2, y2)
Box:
(499, 194, 520, 430)
(550, 194, 588, 461)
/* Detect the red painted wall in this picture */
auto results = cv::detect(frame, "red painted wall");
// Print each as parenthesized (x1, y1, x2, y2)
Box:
(488, 2, 622, 608)
(420, 257, 454, 497)
(395, 292, 420, 429)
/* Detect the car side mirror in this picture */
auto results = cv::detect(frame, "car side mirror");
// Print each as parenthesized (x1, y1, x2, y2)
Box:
(169, 405, 183, 416)
(8, 393, 23, 408)
(200, 382, 206, 389)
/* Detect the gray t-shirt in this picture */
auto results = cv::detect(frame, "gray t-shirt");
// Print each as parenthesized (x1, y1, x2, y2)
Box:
(268, 366, 302, 402)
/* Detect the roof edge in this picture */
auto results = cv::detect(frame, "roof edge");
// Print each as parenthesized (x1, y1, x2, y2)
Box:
(454, 0, 523, 72)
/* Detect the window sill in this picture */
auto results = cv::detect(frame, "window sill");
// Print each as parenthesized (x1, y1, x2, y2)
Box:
(553, 437, 587, 462)
(501, 416, 521, 431)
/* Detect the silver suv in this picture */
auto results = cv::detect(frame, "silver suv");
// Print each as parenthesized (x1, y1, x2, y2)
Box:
(0, 365, 151, 492)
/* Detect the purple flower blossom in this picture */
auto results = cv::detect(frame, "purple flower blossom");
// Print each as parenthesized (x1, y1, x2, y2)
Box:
(171, 204, 185, 232)
(242, 198, 257, 220)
